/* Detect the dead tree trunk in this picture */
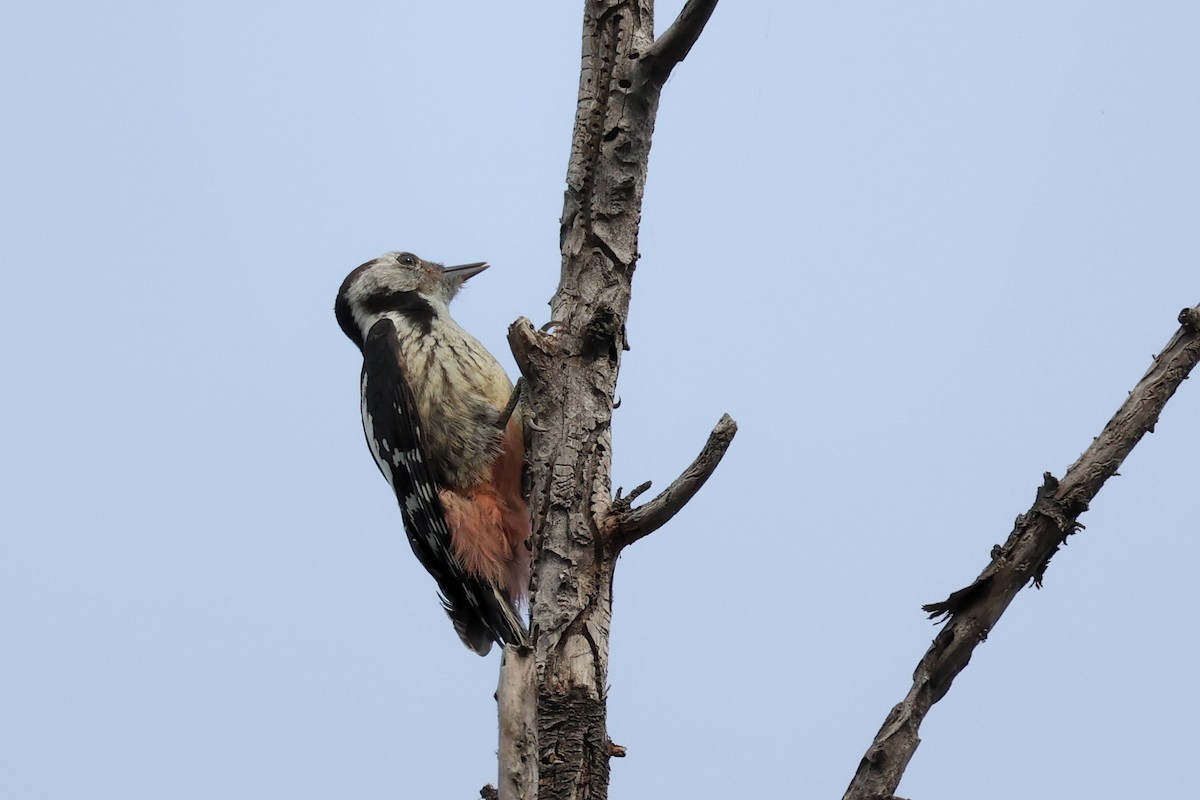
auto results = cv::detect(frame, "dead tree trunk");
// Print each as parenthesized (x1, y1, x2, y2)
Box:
(478, 4, 1197, 799)
(492, 3, 729, 800)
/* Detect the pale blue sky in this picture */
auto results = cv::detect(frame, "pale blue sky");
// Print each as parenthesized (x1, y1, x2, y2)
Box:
(3, 2, 1198, 798)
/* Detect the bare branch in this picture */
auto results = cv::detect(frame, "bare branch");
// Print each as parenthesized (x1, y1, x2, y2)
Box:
(640, 0, 720, 86)
(610, 414, 737, 548)
(843, 302, 1200, 800)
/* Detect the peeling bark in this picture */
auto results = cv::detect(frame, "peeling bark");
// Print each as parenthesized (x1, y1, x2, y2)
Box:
(495, 3, 726, 800)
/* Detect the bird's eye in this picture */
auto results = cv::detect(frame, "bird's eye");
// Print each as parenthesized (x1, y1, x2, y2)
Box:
(398, 253, 417, 266)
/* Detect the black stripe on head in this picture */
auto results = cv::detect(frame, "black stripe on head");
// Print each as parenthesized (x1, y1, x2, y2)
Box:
(334, 291, 363, 349)
(335, 258, 438, 349)
(335, 261, 374, 350)
(363, 290, 436, 335)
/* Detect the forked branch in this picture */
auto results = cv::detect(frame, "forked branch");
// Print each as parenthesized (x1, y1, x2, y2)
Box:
(843, 302, 1200, 800)
(610, 414, 738, 548)
(640, 0, 721, 85)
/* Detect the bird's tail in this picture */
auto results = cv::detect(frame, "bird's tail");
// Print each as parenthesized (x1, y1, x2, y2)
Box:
(442, 585, 529, 656)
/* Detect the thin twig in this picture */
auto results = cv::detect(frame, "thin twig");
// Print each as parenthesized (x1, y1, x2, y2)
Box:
(843, 302, 1200, 800)
(610, 414, 737, 548)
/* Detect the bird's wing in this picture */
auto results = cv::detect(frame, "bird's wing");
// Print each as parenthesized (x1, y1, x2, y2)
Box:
(359, 318, 528, 654)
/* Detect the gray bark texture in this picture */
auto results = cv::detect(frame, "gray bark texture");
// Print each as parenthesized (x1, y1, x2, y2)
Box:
(489, 3, 727, 800)
(480, 5, 1197, 799)
(842, 305, 1200, 800)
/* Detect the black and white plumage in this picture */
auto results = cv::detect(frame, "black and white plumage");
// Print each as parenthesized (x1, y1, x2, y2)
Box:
(335, 252, 530, 655)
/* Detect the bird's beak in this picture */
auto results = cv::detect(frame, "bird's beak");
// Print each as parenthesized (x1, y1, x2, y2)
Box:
(442, 262, 490, 282)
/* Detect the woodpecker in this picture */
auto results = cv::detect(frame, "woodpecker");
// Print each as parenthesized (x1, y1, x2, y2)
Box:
(334, 251, 530, 655)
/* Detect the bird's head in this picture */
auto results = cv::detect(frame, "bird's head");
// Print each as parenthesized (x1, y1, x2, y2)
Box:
(335, 251, 489, 349)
